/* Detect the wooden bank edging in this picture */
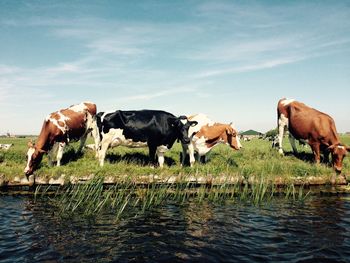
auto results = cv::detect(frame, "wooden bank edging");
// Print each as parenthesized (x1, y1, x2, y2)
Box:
(0, 173, 349, 190)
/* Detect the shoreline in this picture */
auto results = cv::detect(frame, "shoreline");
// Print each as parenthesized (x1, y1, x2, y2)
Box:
(1, 173, 349, 192)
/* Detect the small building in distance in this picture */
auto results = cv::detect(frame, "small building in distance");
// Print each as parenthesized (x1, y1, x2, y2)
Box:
(240, 129, 263, 141)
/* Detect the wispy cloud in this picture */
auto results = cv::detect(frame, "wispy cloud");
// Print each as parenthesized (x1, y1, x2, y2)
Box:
(0, 65, 20, 75)
(196, 56, 305, 78)
(117, 86, 198, 102)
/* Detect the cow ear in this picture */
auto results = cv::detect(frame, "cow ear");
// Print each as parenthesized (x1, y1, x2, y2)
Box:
(346, 146, 350, 151)
(190, 121, 198, 127)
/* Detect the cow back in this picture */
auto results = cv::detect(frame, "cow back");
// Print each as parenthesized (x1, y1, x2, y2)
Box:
(98, 110, 177, 144)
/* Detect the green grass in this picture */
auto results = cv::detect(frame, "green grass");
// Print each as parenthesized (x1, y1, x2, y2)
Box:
(4, 135, 345, 218)
(0, 135, 349, 183)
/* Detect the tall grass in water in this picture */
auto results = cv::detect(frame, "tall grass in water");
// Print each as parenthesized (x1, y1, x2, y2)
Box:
(44, 177, 311, 219)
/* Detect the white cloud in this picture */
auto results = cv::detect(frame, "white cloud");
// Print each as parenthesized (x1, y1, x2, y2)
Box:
(117, 86, 197, 102)
(195, 56, 304, 78)
(87, 39, 146, 56)
(0, 65, 20, 75)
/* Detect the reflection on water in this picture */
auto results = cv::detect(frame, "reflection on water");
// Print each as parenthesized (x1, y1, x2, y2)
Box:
(1, 194, 350, 262)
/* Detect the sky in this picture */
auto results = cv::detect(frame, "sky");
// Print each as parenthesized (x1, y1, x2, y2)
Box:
(0, 0, 350, 135)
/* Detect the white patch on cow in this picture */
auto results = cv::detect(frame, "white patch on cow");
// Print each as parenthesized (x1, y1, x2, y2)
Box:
(84, 112, 94, 131)
(47, 111, 70, 133)
(69, 102, 88, 113)
(229, 123, 242, 149)
(180, 119, 188, 125)
(24, 147, 35, 173)
(89, 117, 100, 157)
(101, 111, 114, 123)
(338, 145, 345, 150)
(192, 135, 211, 156)
(281, 98, 295, 106)
(236, 135, 242, 149)
(187, 113, 214, 137)
(104, 128, 146, 148)
(98, 128, 147, 166)
(278, 114, 289, 128)
(56, 142, 66, 166)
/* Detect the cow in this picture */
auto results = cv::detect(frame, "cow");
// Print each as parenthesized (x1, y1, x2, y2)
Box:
(181, 113, 242, 167)
(24, 102, 98, 176)
(0, 144, 13, 150)
(96, 110, 198, 168)
(277, 98, 349, 173)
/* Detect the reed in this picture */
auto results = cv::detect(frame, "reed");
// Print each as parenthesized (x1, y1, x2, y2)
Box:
(39, 176, 311, 219)
(1, 135, 348, 219)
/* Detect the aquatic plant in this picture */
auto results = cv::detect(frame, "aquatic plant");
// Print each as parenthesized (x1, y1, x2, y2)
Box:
(37, 176, 312, 220)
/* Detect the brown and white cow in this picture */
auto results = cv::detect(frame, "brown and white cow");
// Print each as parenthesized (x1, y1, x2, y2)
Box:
(181, 113, 242, 167)
(24, 102, 99, 176)
(277, 98, 349, 173)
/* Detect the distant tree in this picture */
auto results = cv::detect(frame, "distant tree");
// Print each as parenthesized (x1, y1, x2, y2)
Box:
(264, 128, 278, 139)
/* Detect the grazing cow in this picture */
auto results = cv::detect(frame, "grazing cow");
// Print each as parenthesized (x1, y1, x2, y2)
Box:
(181, 113, 242, 167)
(24, 102, 98, 176)
(96, 110, 198, 168)
(0, 144, 13, 150)
(277, 98, 349, 173)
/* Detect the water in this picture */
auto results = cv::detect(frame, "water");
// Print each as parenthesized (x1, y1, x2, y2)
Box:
(1, 194, 350, 262)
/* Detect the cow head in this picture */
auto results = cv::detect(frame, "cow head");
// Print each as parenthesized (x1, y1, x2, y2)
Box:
(226, 125, 242, 150)
(24, 141, 45, 177)
(327, 144, 350, 173)
(170, 116, 198, 144)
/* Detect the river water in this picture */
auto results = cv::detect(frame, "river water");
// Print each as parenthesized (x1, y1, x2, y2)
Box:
(1, 194, 350, 262)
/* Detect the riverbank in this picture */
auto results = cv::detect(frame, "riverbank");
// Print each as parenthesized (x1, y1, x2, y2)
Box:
(0, 136, 349, 191)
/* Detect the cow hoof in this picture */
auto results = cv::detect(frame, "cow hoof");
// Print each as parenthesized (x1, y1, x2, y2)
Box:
(278, 149, 284, 155)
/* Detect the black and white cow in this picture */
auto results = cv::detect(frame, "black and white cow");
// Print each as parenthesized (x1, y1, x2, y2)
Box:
(96, 110, 198, 167)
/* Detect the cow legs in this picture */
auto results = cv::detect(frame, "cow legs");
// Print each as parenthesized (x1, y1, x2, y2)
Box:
(188, 143, 196, 167)
(288, 134, 298, 154)
(278, 114, 288, 154)
(184, 143, 196, 167)
(156, 145, 168, 168)
(56, 142, 66, 166)
(310, 142, 321, 164)
(90, 117, 100, 158)
(148, 145, 157, 167)
(77, 133, 88, 153)
(181, 143, 188, 167)
(181, 142, 196, 167)
(98, 137, 112, 166)
(321, 146, 330, 164)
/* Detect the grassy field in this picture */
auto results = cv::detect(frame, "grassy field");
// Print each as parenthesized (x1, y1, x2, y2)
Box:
(1, 135, 349, 184)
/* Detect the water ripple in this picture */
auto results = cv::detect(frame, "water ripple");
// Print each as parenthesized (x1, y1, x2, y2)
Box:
(1, 195, 350, 262)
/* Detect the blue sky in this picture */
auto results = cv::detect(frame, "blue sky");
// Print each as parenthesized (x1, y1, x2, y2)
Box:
(1, 0, 350, 134)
